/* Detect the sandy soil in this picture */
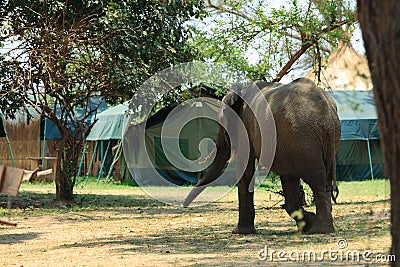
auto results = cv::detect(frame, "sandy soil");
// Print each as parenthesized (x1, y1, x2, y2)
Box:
(0, 183, 392, 267)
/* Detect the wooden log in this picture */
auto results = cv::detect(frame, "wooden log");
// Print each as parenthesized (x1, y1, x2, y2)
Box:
(0, 220, 17, 227)
(22, 167, 40, 182)
(32, 169, 53, 183)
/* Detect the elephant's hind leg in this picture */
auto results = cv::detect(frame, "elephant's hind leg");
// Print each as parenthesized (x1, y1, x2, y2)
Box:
(303, 174, 334, 234)
(281, 177, 316, 233)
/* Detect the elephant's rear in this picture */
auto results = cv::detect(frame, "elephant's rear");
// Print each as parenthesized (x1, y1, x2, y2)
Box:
(265, 78, 340, 189)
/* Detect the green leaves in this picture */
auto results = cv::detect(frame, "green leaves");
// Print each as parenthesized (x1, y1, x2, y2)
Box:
(1, 0, 203, 112)
(0, 0, 203, 199)
(191, 0, 357, 81)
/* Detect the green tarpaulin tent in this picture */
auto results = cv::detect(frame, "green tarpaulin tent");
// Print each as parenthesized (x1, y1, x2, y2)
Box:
(86, 103, 128, 141)
(329, 90, 384, 181)
(86, 98, 230, 185)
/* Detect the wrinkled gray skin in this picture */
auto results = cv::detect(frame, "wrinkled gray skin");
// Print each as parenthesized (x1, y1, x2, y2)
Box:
(183, 78, 341, 234)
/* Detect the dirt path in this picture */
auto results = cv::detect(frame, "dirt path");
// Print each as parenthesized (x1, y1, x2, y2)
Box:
(0, 182, 392, 266)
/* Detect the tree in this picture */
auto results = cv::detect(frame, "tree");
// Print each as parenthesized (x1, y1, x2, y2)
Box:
(189, 0, 357, 81)
(357, 1, 400, 265)
(0, 0, 202, 202)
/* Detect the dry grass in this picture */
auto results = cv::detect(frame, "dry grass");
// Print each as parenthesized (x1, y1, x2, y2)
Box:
(0, 180, 392, 266)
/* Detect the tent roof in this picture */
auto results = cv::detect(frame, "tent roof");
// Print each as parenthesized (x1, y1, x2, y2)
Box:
(87, 83, 222, 141)
(86, 102, 129, 141)
(96, 102, 129, 116)
(87, 99, 220, 141)
(329, 90, 379, 140)
(329, 90, 377, 120)
(306, 42, 373, 91)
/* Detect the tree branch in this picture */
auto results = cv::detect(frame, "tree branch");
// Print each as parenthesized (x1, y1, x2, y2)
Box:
(205, 1, 333, 52)
(272, 19, 349, 82)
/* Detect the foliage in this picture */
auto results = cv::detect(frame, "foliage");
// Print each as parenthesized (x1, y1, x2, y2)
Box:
(189, 0, 358, 81)
(259, 172, 315, 207)
(0, 0, 202, 201)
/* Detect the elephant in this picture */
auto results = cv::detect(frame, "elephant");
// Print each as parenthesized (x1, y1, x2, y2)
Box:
(183, 78, 341, 234)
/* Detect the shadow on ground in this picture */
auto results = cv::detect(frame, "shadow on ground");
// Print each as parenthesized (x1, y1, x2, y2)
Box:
(0, 232, 41, 244)
(0, 190, 228, 219)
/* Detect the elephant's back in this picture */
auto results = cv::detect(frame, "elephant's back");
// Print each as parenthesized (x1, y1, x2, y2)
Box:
(265, 78, 336, 130)
(264, 78, 339, 176)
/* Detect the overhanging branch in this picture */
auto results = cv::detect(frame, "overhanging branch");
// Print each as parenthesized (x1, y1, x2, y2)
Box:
(272, 20, 349, 82)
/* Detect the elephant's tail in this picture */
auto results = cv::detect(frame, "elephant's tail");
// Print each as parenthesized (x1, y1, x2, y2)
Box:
(324, 92, 340, 204)
(331, 168, 339, 204)
(326, 135, 339, 204)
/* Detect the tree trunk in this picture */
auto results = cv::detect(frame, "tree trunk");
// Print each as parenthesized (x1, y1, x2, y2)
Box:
(54, 134, 81, 203)
(55, 142, 74, 202)
(357, 1, 400, 266)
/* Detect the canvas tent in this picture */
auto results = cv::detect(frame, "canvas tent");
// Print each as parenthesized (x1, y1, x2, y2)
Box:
(85, 103, 128, 141)
(41, 98, 108, 140)
(85, 102, 131, 180)
(86, 98, 232, 185)
(329, 90, 384, 181)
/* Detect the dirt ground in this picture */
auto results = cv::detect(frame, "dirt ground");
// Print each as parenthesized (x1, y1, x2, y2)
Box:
(0, 181, 392, 267)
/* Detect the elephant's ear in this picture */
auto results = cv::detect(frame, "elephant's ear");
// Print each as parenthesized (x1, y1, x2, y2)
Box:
(220, 85, 242, 127)
(219, 84, 243, 160)
(222, 91, 239, 107)
(222, 83, 242, 108)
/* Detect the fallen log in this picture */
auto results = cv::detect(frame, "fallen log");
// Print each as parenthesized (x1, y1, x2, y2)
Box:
(0, 220, 17, 227)
(33, 169, 53, 183)
(22, 167, 40, 182)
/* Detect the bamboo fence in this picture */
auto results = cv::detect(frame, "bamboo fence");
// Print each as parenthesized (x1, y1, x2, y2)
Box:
(0, 119, 41, 170)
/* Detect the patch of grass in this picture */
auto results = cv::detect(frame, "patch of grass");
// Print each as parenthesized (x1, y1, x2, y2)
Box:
(337, 179, 390, 198)
(0, 179, 163, 217)
(0, 179, 390, 218)
(257, 178, 390, 205)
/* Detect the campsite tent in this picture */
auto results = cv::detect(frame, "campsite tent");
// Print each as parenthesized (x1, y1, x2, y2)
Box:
(86, 98, 232, 185)
(41, 97, 107, 140)
(85, 102, 131, 180)
(329, 90, 384, 181)
(85, 103, 128, 141)
(305, 41, 384, 180)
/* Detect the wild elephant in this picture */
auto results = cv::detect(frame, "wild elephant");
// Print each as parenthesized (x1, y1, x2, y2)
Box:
(183, 78, 341, 234)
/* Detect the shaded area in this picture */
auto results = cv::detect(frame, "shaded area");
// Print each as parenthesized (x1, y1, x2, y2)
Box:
(0, 190, 165, 213)
(50, 207, 390, 266)
(53, 204, 390, 252)
(0, 189, 224, 219)
(0, 184, 391, 267)
(0, 232, 41, 244)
